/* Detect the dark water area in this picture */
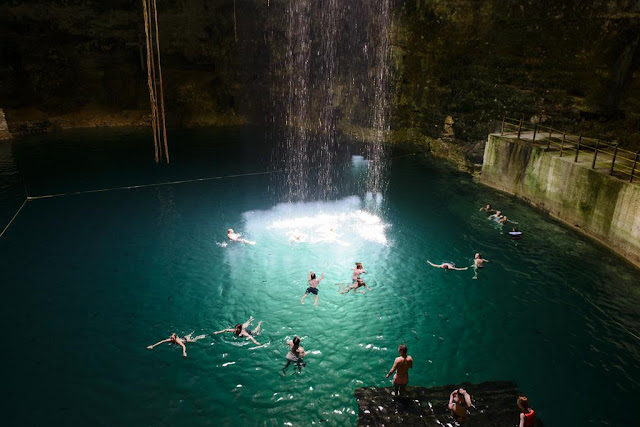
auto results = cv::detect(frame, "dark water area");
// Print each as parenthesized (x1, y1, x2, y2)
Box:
(0, 127, 638, 425)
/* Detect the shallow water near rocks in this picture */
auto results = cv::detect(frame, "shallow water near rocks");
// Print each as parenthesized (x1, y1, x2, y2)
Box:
(1, 127, 638, 425)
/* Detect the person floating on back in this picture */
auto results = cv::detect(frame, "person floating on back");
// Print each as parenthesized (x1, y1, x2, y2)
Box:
(301, 270, 324, 306)
(517, 395, 535, 427)
(427, 260, 468, 271)
(471, 253, 489, 279)
(213, 316, 263, 346)
(147, 332, 205, 358)
(449, 388, 472, 423)
(282, 336, 307, 374)
(386, 344, 413, 396)
(227, 228, 256, 245)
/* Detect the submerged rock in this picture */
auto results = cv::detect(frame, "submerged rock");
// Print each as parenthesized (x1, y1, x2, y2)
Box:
(355, 381, 540, 426)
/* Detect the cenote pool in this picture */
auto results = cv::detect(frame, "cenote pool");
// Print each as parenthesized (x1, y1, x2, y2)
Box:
(1, 127, 638, 426)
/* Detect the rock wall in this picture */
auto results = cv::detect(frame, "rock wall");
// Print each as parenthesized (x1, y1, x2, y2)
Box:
(481, 134, 640, 267)
(355, 381, 539, 426)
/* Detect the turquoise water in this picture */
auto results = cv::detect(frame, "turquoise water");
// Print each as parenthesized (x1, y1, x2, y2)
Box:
(1, 128, 638, 426)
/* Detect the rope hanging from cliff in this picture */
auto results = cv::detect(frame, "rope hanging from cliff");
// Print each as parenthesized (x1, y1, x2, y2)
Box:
(141, 0, 170, 164)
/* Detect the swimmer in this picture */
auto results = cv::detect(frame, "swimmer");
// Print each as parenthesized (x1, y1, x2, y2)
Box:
(301, 270, 324, 306)
(517, 395, 535, 427)
(214, 316, 263, 346)
(497, 215, 518, 225)
(449, 388, 472, 424)
(146, 332, 205, 357)
(509, 226, 523, 240)
(339, 277, 372, 294)
(427, 260, 468, 271)
(352, 262, 366, 283)
(472, 253, 489, 279)
(282, 336, 307, 374)
(227, 228, 256, 245)
(479, 204, 495, 214)
(386, 344, 413, 396)
(488, 210, 503, 220)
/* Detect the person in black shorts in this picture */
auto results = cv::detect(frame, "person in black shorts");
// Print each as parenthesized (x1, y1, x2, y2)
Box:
(301, 270, 324, 306)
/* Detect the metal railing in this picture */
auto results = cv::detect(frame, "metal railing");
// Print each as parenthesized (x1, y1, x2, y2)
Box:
(500, 116, 640, 183)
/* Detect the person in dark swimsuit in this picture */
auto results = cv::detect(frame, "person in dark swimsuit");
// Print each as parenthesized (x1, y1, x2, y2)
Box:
(301, 270, 324, 306)
(282, 336, 307, 374)
(214, 316, 263, 346)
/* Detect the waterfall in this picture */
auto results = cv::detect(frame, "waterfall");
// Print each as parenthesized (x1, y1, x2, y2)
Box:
(272, 0, 392, 203)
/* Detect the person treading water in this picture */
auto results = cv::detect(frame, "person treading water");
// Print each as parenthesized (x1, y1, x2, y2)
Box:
(282, 336, 307, 374)
(227, 228, 256, 245)
(146, 332, 205, 358)
(471, 253, 489, 279)
(214, 316, 263, 346)
(301, 270, 325, 306)
(427, 260, 468, 271)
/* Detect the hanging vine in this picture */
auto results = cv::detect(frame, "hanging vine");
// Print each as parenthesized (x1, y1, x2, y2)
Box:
(141, 0, 169, 164)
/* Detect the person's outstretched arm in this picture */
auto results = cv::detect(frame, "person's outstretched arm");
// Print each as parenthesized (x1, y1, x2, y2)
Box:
(147, 338, 171, 349)
(453, 266, 468, 271)
(213, 328, 235, 335)
(318, 272, 325, 282)
(177, 340, 187, 357)
(426, 260, 439, 268)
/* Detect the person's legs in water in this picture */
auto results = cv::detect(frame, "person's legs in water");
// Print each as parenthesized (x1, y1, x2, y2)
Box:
(282, 360, 291, 374)
(253, 321, 263, 335)
(242, 316, 253, 329)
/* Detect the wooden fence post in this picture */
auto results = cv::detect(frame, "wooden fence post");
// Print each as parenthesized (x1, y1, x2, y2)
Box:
(574, 135, 582, 162)
(628, 147, 638, 182)
(560, 132, 566, 157)
(533, 123, 538, 141)
(517, 117, 523, 139)
(609, 144, 618, 175)
(592, 140, 599, 169)
(501, 116, 505, 136)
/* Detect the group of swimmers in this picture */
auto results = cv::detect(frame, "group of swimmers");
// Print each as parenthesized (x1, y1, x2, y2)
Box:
(482, 203, 523, 239)
(147, 222, 535, 425)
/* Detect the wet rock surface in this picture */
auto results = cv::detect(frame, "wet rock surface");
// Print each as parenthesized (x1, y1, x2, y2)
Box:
(355, 381, 541, 426)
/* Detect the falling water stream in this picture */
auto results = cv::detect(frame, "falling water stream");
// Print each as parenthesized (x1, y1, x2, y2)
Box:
(274, 0, 392, 202)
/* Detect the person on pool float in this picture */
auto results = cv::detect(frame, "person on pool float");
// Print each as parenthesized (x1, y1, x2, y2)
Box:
(449, 387, 472, 423)
(301, 270, 324, 306)
(427, 260, 468, 271)
(517, 395, 535, 426)
(340, 277, 372, 294)
(227, 228, 256, 245)
(147, 332, 205, 357)
(214, 316, 263, 346)
(282, 336, 308, 374)
(386, 344, 413, 396)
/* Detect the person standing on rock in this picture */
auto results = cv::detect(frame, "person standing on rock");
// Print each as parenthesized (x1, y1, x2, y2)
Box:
(386, 344, 413, 396)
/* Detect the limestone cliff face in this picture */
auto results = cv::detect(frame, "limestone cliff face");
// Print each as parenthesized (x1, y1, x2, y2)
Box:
(0, 0, 638, 149)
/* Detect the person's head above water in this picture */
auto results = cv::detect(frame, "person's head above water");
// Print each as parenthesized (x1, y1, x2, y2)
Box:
(517, 396, 530, 411)
(443, 263, 450, 270)
(310, 272, 316, 280)
(486, 204, 491, 209)
(475, 253, 481, 259)
(170, 333, 178, 341)
(292, 336, 301, 350)
(227, 228, 234, 233)
(398, 344, 408, 355)
(234, 324, 243, 335)
(356, 262, 363, 269)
